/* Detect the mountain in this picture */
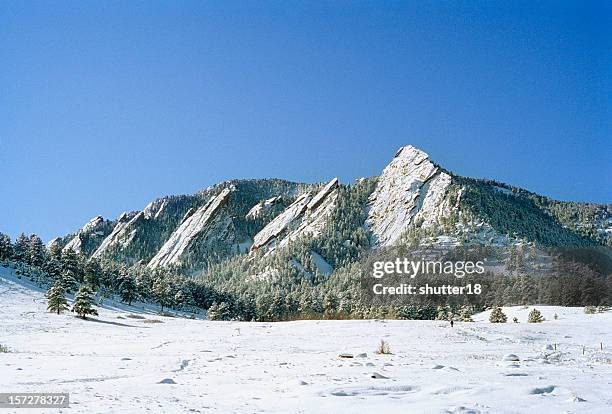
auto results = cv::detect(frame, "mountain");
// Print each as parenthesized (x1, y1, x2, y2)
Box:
(55, 145, 611, 276)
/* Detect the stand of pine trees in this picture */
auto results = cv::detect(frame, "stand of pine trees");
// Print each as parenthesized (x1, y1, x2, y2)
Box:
(1, 222, 611, 323)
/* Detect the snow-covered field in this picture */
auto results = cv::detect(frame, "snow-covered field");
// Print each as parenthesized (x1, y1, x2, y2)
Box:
(1, 266, 611, 414)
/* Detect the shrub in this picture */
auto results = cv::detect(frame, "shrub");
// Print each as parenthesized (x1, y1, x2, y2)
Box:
(528, 308, 545, 323)
(376, 339, 391, 355)
(489, 307, 507, 323)
(584, 306, 597, 314)
(0, 344, 10, 353)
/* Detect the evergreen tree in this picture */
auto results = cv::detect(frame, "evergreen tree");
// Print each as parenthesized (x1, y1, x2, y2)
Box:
(72, 285, 98, 319)
(489, 306, 507, 323)
(207, 301, 232, 320)
(27, 234, 46, 268)
(46, 281, 68, 315)
(44, 258, 63, 283)
(458, 305, 474, 322)
(61, 249, 83, 288)
(152, 274, 174, 311)
(174, 290, 185, 308)
(118, 275, 137, 305)
(0, 233, 13, 261)
(527, 308, 544, 323)
(48, 242, 62, 261)
(13, 233, 29, 263)
(83, 258, 102, 290)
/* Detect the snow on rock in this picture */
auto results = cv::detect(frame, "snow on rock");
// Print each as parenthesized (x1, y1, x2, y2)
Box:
(63, 216, 106, 253)
(46, 237, 61, 249)
(143, 198, 169, 220)
(92, 212, 140, 258)
(275, 179, 339, 251)
(180, 207, 196, 224)
(246, 196, 283, 220)
(251, 194, 311, 250)
(147, 188, 232, 268)
(307, 178, 338, 211)
(366, 145, 452, 246)
(251, 178, 339, 253)
(311, 251, 333, 276)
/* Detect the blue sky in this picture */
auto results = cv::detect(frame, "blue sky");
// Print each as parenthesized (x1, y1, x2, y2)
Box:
(1, 1, 610, 241)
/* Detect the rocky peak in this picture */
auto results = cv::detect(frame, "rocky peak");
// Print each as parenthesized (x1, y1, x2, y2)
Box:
(366, 145, 452, 246)
(63, 215, 108, 253)
(143, 198, 168, 220)
(147, 187, 233, 268)
(92, 211, 140, 258)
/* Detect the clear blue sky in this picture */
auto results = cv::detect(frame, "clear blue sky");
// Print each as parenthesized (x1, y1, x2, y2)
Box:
(1, 1, 610, 241)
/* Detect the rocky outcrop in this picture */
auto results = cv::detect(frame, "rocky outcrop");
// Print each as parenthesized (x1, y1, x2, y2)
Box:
(63, 216, 111, 253)
(92, 212, 140, 258)
(147, 188, 232, 268)
(246, 196, 283, 220)
(251, 178, 339, 252)
(252, 194, 311, 250)
(143, 198, 168, 220)
(366, 146, 452, 246)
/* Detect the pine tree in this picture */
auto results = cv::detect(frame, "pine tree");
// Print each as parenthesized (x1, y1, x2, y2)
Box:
(27, 234, 46, 268)
(61, 249, 82, 290)
(489, 306, 507, 323)
(0, 233, 13, 261)
(458, 305, 474, 322)
(83, 258, 102, 290)
(13, 233, 29, 264)
(119, 275, 137, 305)
(46, 282, 68, 315)
(152, 274, 174, 311)
(44, 258, 63, 283)
(207, 301, 231, 320)
(527, 308, 544, 323)
(72, 285, 98, 319)
(48, 242, 62, 261)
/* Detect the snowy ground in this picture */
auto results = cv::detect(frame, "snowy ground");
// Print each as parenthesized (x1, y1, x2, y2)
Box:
(1, 265, 612, 413)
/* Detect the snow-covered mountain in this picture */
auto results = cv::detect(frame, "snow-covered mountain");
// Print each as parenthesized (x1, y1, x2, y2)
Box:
(56, 145, 611, 274)
(365, 145, 453, 246)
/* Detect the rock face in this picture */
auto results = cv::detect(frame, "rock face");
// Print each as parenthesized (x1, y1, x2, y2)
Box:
(147, 188, 232, 268)
(91, 194, 198, 263)
(92, 211, 140, 258)
(246, 196, 283, 220)
(252, 194, 311, 250)
(366, 146, 452, 246)
(63, 216, 113, 254)
(143, 198, 168, 220)
(251, 178, 339, 252)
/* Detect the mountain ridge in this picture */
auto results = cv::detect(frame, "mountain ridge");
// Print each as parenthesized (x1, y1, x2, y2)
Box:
(53, 145, 611, 274)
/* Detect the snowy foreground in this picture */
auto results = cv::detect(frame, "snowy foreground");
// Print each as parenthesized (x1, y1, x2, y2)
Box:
(1, 267, 612, 413)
